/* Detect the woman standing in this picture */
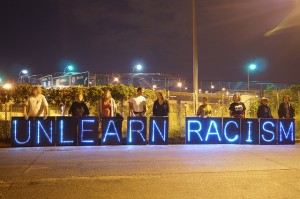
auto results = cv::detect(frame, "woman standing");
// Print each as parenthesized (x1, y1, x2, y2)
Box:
(278, 95, 295, 118)
(97, 90, 117, 118)
(229, 94, 246, 118)
(257, 97, 273, 118)
(153, 92, 169, 116)
(68, 93, 89, 116)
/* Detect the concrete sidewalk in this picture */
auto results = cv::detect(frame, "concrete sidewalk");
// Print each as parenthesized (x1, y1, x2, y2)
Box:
(1, 145, 300, 199)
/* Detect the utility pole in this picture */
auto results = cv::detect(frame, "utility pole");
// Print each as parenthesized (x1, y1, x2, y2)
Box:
(193, 0, 199, 115)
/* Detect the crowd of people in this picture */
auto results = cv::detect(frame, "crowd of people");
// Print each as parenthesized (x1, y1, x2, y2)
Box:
(22, 86, 295, 120)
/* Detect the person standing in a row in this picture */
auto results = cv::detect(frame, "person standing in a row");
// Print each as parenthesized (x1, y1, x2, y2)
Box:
(153, 91, 169, 116)
(278, 95, 295, 118)
(229, 94, 246, 118)
(129, 87, 146, 117)
(23, 86, 48, 119)
(97, 90, 117, 117)
(68, 93, 89, 116)
(257, 97, 273, 118)
(197, 97, 212, 117)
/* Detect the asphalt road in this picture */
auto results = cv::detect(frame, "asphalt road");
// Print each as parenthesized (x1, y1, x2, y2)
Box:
(1, 145, 300, 199)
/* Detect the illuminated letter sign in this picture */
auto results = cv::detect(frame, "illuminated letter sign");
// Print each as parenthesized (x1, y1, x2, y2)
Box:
(223, 118, 240, 144)
(78, 117, 99, 146)
(127, 117, 147, 145)
(10, 117, 296, 147)
(11, 117, 34, 147)
(35, 117, 55, 146)
(101, 117, 122, 145)
(240, 119, 259, 144)
(56, 117, 78, 146)
(186, 117, 203, 144)
(260, 119, 277, 145)
(205, 118, 223, 144)
(149, 117, 168, 145)
(186, 117, 222, 144)
(278, 119, 295, 145)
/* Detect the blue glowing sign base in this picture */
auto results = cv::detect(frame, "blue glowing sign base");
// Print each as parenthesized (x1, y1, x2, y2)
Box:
(78, 117, 99, 146)
(11, 117, 34, 147)
(149, 117, 168, 145)
(56, 117, 78, 146)
(240, 118, 259, 145)
(260, 119, 278, 145)
(127, 117, 147, 145)
(101, 117, 122, 145)
(34, 117, 56, 147)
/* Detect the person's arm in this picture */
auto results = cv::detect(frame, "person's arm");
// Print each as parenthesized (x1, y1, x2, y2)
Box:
(207, 105, 212, 117)
(278, 103, 283, 118)
(166, 100, 169, 116)
(229, 104, 233, 117)
(42, 96, 49, 118)
(97, 100, 102, 117)
(84, 103, 90, 116)
(23, 99, 29, 119)
(129, 97, 134, 116)
(113, 98, 117, 117)
(23, 103, 28, 118)
(257, 106, 262, 118)
(44, 106, 49, 118)
(142, 98, 147, 116)
(152, 101, 157, 116)
(290, 104, 295, 118)
(69, 103, 74, 116)
(196, 105, 201, 117)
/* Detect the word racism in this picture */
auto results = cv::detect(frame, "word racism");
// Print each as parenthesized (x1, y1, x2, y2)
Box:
(11, 117, 295, 147)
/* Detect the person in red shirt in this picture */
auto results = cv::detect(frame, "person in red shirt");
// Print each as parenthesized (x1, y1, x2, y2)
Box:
(97, 90, 117, 118)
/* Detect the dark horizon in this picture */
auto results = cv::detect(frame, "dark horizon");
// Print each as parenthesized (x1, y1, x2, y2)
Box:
(0, 0, 299, 83)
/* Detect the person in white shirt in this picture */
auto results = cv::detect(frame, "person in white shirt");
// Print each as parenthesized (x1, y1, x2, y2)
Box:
(23, 86, 48, 119)
(129, 87, 146, 117)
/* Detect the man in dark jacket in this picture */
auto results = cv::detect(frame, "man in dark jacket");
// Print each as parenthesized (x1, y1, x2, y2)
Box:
(257, 97, 273, 118)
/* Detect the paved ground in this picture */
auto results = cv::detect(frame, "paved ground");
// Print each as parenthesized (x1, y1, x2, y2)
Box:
(1, 145, 300, 199)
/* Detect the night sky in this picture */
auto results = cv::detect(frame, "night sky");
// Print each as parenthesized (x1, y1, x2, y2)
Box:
(0, 0, 299, 83)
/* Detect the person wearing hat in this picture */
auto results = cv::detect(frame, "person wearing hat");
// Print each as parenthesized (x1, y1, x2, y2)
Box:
(257, 97, 273, 118)
(197, 97, 212, 117)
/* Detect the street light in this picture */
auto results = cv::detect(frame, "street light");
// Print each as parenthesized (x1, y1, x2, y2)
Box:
(177, 82, 182, 92)
(19, 69, 29, 84)
(3, 83, 12, 90)
(211, 85, 215, 93)
(113, 77, 119, 83)
(248, 64, 256, 93)
(3, 83, 12, 123)
(64, 65, 74, 75)
(132, 64, 143, 73)
(152, 84, 157, 90)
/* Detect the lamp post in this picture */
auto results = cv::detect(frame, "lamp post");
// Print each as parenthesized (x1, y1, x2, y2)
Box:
(177, 82, 182, 92)
(211, 85, 215, 94)
(131, 64, 143, 86)
(64, 65, 74, 75)
(132, 64, 142, 73)
(248, 64, 256, 93)
(19, 69, 28, 84)
(192, 0, 199, 115)
(3, 83, 12, 135)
